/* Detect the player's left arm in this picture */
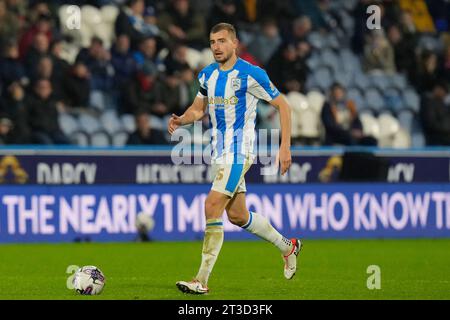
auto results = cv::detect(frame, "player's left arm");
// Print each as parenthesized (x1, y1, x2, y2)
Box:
(269, 95, 292, 175)
(248, 67, 292, 175)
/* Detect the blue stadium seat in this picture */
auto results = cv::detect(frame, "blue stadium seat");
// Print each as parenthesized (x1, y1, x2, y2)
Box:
(307, 32, 325, 50)
(112, 131, 129, 147)
(320, 48, 340, 69)
(354, 72, 371, 91)
(313, 66, 333, 91)
(323, 34, 340, 50)
(72, 130, 89, 146)
(364, 87, 385, 112)
(78, 113, 101, 134)
(383, 87, 403, 111)
(333, 70, 352, 87)
(59, 113, 79, 136)
(306, 53, 321, 70)
(402, 88, 421, 112)
(120, 114, 136, 133)
(150, 115, 165, 131)
(347, 87, 365, 110)
(369, 73, 390, 91)
(388, 74, 408, 91)
(90, 131, 111, 147)
(339, 49, 361, 74)
(411, 132, 426, 148)
(100, 110, 123, 135)
(397, 109, 415, 133)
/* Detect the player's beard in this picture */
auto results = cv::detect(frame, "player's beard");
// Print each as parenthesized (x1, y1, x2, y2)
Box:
(214, 50, 233, 64)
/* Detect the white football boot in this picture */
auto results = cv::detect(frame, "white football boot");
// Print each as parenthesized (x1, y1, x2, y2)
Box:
(283, 238, 303, 280)
(176, 280, 209, 294)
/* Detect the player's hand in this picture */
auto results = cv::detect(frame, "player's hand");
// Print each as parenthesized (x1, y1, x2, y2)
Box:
(279, 145, 292, 176)
(168, 113, 183, 135)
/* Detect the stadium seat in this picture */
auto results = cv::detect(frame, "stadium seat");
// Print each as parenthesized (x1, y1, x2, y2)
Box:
(307, 32, 325, 50)
(354, 72, 371, 91)
(368, 73, 390, 91)
(320, 48, 340, 69)
(95, 5, 119, 48)
(402, 88, 421, 112)
(396, 109, 415, 132)
(334, 70, 353, 87)
(100, 110, 123, 135)
(392, 128, 411, 148)
(377, 113, 400, 147)
(78, 113, 101, 134)
(388, 74, 408, 91)
(323, 33, 340, 50)
(59, 113, 79, 136)
(287, 92, 309, 138)
(200, 48, 215, 68)
(306, 53, 321, 70)
(100, 5, 119, 23)
(343, 0, 359, 11)
(150, 116, 165, 131)
(313, 67, 333, 91)
(81, 5, 102, 26)
(339, 49, 361, 74)
(338, 10, 355, 35)
(411, 132, 426, 148)
(360, 113, 380, 140)
(90, 131, 111, 147)
(80, 5, 102, 47)
(364, 88, 385, 112)
(112, 131, 129, 147)
(58, 5, 83, 47)
(384, 87, 403, 111)
(185, 48, 203, 70)
(297, 105, 321, 139)
(121, 114, 136, 133)
(347, 87, 366, 110)
(94, 22, 114, 49)
(306, 90, 326, 114)
(72, 130, 89, 146)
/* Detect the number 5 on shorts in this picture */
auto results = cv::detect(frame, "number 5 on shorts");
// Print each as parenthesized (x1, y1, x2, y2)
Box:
(216, 168, 224, 181)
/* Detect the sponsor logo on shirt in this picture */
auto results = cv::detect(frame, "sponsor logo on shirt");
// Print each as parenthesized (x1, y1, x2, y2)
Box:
(208, 96, 239, 106)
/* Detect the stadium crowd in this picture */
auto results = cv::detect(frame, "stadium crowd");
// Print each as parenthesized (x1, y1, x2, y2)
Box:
(0, 0, 448, 146)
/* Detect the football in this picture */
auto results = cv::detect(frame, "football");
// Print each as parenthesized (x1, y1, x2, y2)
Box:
(72, 266, 106, 295)
(136, 212, 155, 232)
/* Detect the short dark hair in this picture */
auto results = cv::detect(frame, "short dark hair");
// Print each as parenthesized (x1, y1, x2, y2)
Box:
(134, 109, 149, 119)
(210, 23, 237, 38)
(331, 82, 345, 92)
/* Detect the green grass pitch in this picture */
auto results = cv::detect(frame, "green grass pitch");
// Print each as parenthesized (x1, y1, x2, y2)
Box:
(0, 239, 449, 300)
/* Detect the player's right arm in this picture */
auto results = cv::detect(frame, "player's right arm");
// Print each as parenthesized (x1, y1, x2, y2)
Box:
(168, 95, 207, 135)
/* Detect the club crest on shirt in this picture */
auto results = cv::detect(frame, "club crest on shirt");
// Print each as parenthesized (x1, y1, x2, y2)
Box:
(231, 78, 241, 90)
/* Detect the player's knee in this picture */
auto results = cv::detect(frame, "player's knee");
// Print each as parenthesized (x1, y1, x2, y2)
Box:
(204, 197, 222, 218)
(227, 209, 247, 227)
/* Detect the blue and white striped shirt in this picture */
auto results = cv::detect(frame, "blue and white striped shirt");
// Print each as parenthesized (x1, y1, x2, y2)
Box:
(197, 58, 280, 161)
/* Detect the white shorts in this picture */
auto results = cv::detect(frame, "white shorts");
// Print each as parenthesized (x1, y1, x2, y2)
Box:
(210, 154, 254, 197)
